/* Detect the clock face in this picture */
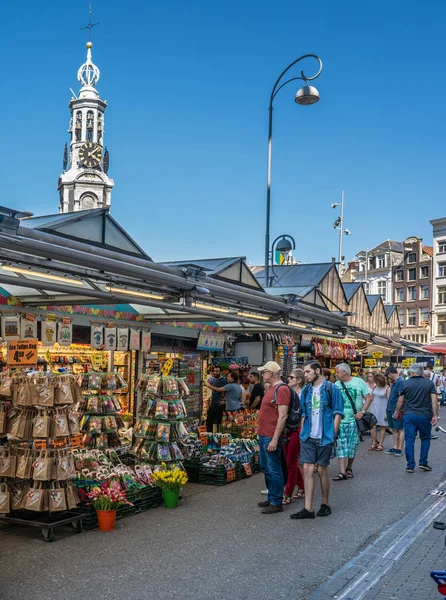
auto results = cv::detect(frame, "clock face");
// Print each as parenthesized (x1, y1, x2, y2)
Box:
(78, 142, 102, 168)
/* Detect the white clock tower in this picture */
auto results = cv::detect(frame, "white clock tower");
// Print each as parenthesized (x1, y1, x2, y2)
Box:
(58, 41, 114, 213)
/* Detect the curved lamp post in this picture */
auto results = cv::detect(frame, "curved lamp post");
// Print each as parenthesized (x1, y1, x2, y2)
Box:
(264, 54, 323, 288)
(269, 234, 296, 285)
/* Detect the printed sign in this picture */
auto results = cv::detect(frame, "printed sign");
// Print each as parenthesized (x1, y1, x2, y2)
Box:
(7, 339, 38, 367)
(372, 352, 383, 359)
(364, 359, 377, 367)
(197, 332, 225, 351)
(91, 352, 107, 371)
(402, 358, 416, 367)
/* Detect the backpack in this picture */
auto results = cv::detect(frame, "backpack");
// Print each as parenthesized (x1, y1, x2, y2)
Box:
(273, 383, 302, 432)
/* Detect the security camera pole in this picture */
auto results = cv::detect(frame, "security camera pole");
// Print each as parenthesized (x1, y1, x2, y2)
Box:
(331, 190, 350, 275)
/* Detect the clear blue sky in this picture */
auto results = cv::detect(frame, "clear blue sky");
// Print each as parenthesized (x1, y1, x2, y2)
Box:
(1, 1, 445, 264)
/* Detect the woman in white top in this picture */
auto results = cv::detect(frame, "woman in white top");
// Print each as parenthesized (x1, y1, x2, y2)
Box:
(439, 368, 446, 406)
(365, 371, 375, 394)
(368, 372, 389, 451)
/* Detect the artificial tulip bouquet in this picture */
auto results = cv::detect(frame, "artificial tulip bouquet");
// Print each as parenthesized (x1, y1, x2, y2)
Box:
(87, 480, 133, 511)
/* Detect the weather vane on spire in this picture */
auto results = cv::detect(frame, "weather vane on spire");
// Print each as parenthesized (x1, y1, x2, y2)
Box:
(81, 3, 99, 42)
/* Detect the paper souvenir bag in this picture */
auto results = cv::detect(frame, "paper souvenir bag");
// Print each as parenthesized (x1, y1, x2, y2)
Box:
(14, 380, 31, 407)
(91, 325, 104, 349)
(0, 408, 6, 435)
(24, 410, 34, 440)
(32, 454, 52, 481)
(53, 413, 69, 438)
(117, 327, 129, 351)
(30, 377, 54, 407)
(2, 316, 20, 341)
(104, 327, 117, 351)
(32, 413, 51, 438)
(24, 486, 45, 512)
(15, 450, 33, 479)
(56, 452, 72, 480)
(49, 486, 67, 512)
(0, 483, 11, 514)
(11, 484, 25, 511)
(65, 483, 80, 510)
(41, 321, 57, 347)
(129, 328, 140, 351)
(68, 411, 80, 435)
(20, 318, 37, 339)
(0, 452, 16, 477)
(0, 372, 12, 398)
(54, 378, 74, 405)
(8, 412, 27, 440)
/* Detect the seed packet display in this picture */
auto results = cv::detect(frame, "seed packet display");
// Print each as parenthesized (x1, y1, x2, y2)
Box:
(86, 396, 99, 413)
(168, 400, 187, 420)
(88, 417, 102, 435)
(154, 400, 169, 420)
(0, 483, 11, 514)
(103, 416, 118, 433)
(156, 423, 170, 442)
(170, 442, 184, 460)
(157, 444, 172, 462)
(162, 376, 179, 397)
(88, 372, 102, 391)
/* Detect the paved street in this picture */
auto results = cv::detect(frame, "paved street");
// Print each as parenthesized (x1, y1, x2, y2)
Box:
(1, 430, 446, 600)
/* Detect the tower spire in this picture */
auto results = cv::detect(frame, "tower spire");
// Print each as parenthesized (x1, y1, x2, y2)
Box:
(80, 3, 99, 42)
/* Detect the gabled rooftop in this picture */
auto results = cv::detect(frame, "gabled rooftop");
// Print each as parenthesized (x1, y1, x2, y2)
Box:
(253, 263, 334, 288)
(165, 257, 263, 290)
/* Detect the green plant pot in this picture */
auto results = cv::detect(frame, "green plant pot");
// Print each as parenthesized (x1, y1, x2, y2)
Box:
(163, 489, 180, 509)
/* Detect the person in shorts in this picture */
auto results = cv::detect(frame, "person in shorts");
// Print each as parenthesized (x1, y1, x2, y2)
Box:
(290, 361, 344, 520)
(384, 366, 405, 457)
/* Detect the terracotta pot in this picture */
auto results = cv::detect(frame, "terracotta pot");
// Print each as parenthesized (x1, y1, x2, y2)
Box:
(96, 509, 117, 531)
(163, 490, 179, 509)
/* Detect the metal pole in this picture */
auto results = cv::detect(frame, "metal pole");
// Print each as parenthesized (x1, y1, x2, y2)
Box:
(338, 190, 344, 265)
(265, 106, 273, 288)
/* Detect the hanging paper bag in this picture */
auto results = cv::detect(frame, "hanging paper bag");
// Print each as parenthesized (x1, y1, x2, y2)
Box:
(0, 452, 16, 477)
(9, 412, 27, 440)
(49, 486, 67, 512)
(53, 413, 69, 438)
(117, 327, 129, 351)
(104, 327, 117, 351)
(32, 454, 52, 481)
(141, 331, 151, 352)
(68, 412, 80, 435)
(21, 316, 37, 339)
(14, 380, 31, 407)
(0, 409, 6, 435)
(57, 321, 72, 346)
(32, 382, 54, 407)
(41, 321, 57, 346)
(16, 450, 33, 479)
(0, 372, 12, 397)
(65, 483, 80, 510)
(129, 328, 140, 350)
(91, 325, 104, 349)
(11, 484, 25, 511)
(0, 484, 11, 514)
(24, 486, 45, 512)
(1, 316, 20, 341)
(33, 413, 51, 438)
(71, 380, 83, 403)
(54, 378, 74, 405)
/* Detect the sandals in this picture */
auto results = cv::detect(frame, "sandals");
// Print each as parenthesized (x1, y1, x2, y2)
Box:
(314, 465, 319, 473)
(282, 495, 292, 505)
(369, 443, 377, 451)
(346, 468, 354, 478)
(333, 473, 347, 481)
(293, 489, 305, 500)
(376, 444, 383, 452)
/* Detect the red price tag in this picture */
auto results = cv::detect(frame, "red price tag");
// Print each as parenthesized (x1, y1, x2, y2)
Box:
(226, 468, 236, 482)
(243, 463, 252, 477)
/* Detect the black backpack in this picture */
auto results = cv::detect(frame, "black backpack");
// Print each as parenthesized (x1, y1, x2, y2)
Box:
(273, 383, 302, 432)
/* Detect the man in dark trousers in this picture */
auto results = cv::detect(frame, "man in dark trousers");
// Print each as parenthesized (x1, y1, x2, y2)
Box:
(205, 366, 227, 432)
(394, 362, 438, 473)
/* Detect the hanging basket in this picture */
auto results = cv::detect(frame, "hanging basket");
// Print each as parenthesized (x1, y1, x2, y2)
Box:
(96, 509, 117, 531)
(163, 490, 180, 509)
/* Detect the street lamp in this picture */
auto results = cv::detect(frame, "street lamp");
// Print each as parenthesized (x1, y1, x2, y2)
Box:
(264, 54, 323, 288)
(267, 234, 296, 286)
(332, 190, 351, 273)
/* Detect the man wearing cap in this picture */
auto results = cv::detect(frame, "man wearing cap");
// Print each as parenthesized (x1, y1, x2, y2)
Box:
(384, 366, 405, 457)
(257, 361, 290, 514)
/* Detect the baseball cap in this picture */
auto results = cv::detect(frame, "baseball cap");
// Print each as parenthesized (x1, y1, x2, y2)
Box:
(384, 366, 398, 375)
(258, 361, 281, 373)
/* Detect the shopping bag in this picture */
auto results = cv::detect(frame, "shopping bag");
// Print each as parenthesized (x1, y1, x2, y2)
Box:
(32, 454, 52, 481)
(24, 486, 45, 512)
(49, 486, 67, 512)
(0, 483, 11, 514)
(15, 450, 33, 479)
(65, 483, 80, 510)
(33, 413, 51, 438)
(0, 452, 16, 477)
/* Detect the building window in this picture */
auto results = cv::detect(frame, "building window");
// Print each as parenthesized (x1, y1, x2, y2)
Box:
(439, 241, 446, 254)
(408, 267, 416, 281)
(396, 288, 404, 302)
(377, 280, 387, 300)
(408, 286, 416, 301)
(420, 307, 430, 325)
(407, 253, 416, 263)
(408, 308, 416, 326)
(395, 269, 404, 281)
(420, 265, 429, 278)
(438, 315, 446, 335)
(438, 286, 446, 305)
(439, 263, 446, 277)
(420, 284, 429, 300)
(376, 254, 385, 268)
(397, 308, 404, 327)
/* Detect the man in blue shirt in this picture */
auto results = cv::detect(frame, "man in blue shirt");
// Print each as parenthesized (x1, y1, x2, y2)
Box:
(205, 366, 227, 432)
(384, 367, 405, 457)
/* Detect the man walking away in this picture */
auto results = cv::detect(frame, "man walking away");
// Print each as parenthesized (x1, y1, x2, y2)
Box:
(205, 366, 227, 432)
(257, 361, 291, 514)
(384, 366, 405, 457)
(249, 372, 264, 409)
(290, 361, 344, 520)
(394, 362, 438, 473)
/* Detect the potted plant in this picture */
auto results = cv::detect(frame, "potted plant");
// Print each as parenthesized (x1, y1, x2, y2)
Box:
(87, 481, 133, 531)
(121, 412, 134, 429)
(152, 464, 188, 509)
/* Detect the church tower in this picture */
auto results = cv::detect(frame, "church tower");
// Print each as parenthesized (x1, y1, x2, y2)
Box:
(58, 41, 114, 213)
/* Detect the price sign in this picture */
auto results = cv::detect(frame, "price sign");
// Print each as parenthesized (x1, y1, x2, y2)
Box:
(402, 358, 416, 367)
(34, 440, 47, 450)
(220, 435, 229, 447)
(243, 463, 252, 477)
(7, 339, 38, 367)
(364, 359, 377, 367)
(226, 468, 236, 482)
(52, 438, 67, 449)
(161, 358, 174, 376)
(91, 352, 107, 371)
(236, 414, 245, 426)
(372, 352, 383, 359)
(69, 434, 83, 448)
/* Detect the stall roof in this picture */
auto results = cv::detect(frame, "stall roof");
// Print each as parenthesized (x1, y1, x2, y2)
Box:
(366, 295, 381, 312)
(252, 263, 334, 288)
(342, 282, 363, 302)
(166, 257, 263, 290)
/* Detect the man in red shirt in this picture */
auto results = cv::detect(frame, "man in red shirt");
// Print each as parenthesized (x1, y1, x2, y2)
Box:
(257, 361, 290, 514)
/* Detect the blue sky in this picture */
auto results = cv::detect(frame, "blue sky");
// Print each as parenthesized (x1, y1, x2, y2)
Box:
(1, 1, 445, 264)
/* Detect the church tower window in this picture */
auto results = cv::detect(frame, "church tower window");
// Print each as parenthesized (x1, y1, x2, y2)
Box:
(86, 110, 94, 141)
(75, 111, 82, 142)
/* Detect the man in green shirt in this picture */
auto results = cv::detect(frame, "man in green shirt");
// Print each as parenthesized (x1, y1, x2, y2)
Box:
(333, 363, 372, 480)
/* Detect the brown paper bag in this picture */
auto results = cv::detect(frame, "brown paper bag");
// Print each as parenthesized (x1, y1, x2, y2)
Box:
(0, 452, 16, 477)
(68, 412, 80, 435)
(0, 373, 12, 398)
(56, 453, 72, 480)
(49, 487, 67, 512)
(11, 484, 25, 511)
(9, 412, 27, 439)
(0, 410, 6, 434)
(41, 486, 49, 512)
(65, 484, 79, 510)
(15, 382, 31, 407)
(15, 450, 33, 479)
(0, 484, 10, 514)
(24, 486, 45, 512)
(33, 413, 51, 438)
(32, 454, 52, 481)
(32, 382, 54, 407)
(71, 380, 83, 404)
(55, 380, 74, 406)
(53, 413, 69, 437)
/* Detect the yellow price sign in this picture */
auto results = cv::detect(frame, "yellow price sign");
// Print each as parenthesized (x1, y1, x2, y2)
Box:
(91, 352, 107, 371)
(364, 359, 377, 367)
(161, 358, 174, 376)
(402, 358, 416, 367)
(372, 352, 383, 359)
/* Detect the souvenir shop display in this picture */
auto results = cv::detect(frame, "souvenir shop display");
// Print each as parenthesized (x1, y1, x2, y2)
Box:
(131, 374, 189, 469)
(312, 337, 356, 361)
(0, 370, 84, 540)
(78, 371, 128, 449)
(177, 354, 202, 431)
(198, 436, 260, 486)
(218, 409, 259, 439)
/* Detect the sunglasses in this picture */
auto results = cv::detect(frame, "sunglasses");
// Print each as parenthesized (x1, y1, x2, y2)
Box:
(288, 376, 296, 380)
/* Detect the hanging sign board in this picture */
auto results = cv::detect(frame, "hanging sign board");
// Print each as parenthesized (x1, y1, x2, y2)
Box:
(7, 339, 38, 367)
(91, 352, 107, 371)
(197, 332, 225, 351)
(372, 352, 383, 359)
(364, 359, 377, 367)
(402, 358, 416, 367)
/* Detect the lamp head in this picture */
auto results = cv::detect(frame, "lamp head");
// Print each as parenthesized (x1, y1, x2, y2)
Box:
(331, 203, 339, 209)
(276, 236, 293, 254)
(295, 85, 320, 106)
(344, 229, 351, 235)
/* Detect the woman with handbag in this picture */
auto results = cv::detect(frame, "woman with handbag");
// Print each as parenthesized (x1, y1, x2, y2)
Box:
(333, 363, 373, 480)
(368, 373, 390, 451)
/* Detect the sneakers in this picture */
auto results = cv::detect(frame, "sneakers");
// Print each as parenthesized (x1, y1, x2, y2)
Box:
(258, 500, 270, 508)
(290, 508, 315, 520)
(384, 448, 396, 455)
(419, 464, 433, 472)
(431, 435, 439, 440)
(394, 450, 403, 457)
(262, 504, 283, 514)
(406, 467, 414, 473)
(317, 504, 331, 517)
(260, 489, 269, 495)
